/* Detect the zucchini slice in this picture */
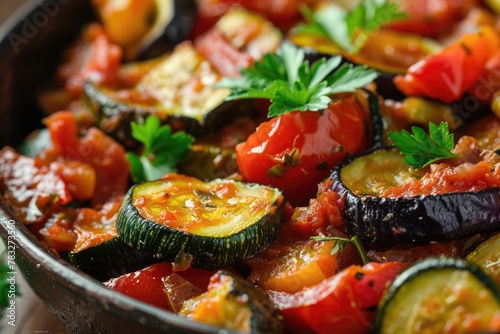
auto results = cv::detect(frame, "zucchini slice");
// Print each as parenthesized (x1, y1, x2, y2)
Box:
(69, 236, 159, 281)
(466, 233, 500, 285)
(180, 270, 284, 333)
(116, 174, 285, 270)
(373, 257, 500, 333)
(331, 146, 500, 243)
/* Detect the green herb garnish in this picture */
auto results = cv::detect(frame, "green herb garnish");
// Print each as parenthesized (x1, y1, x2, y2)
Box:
(127, 115, 195, 182)
(388, 121, 458, 169)
(216, 42, 378, 117)
(310, 235, 369, 265)
(295, 0, 407, 54)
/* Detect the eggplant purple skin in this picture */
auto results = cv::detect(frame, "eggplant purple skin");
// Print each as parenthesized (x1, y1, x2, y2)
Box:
(330, 147, 500, 244)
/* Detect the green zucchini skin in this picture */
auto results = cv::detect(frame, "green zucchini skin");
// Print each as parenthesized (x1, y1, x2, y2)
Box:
(372, 257, 500, 333)
(331, 146, 500, 244)
(68, 236, 159, 281)
(116, 180, 286, 270)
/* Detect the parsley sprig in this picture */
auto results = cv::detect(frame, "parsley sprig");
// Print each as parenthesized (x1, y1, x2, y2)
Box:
(311, 235, 369, 265)
(295, 0, 407, 54)
(388, 122, 458, 169)
(127, 115, 195, 182)
(216, 42, 378, 117)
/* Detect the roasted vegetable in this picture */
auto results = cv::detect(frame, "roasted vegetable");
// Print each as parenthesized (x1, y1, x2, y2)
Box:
(373, 257, 500, 333)
(466, 233, 500, 285)
(116, 174, 285, 270)
(84, 42, 254, 147)
(92, 0, 197, 60)
(331, 146, 500, 243)
(104, 262, 217, 312)
(177, 144, 239, 181)
(86, 6, 284, 146)
(69, 236, 159, 281)
(269, 261, 407, 334)
(288, 28, 439, 100)
(180, 270, 283, 333)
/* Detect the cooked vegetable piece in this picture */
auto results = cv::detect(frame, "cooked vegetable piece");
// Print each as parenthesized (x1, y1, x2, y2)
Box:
(60, 23, 122, 99)
(289, 25, 439, 76)
(394, 26, 499, 103)
(180, 270, 283, 333)
(195, 6, 282, 77)
(104, 262, 217, 312)
(91, 0, 197, 60)
(387, 0, 474, 36)
(236, 94, 369, 206)
(35, 200, 156, 281)
(373, 257, 500, 333)
(0, 147, 72, 224)
(247, 238, 341, 294)
(192, 0, 304, 35)
(41, 112, 129, 206)
(466, 233, 500, 285)
(69, 237, 158, 281)
(387, 97, 464, 130)
(163, 273, 204, 313)
(85, 42, 251, 143)
(268, 262, 406, 334)
(87, 7, 282, 145)
(332, 146, 500, 243)
(177, 144, 239, 181)
(116, 174, 285, 270)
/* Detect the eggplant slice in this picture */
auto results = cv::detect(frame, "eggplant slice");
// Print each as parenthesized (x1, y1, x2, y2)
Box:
(331, 147, 500, 244)
(84, 42, 254, 148)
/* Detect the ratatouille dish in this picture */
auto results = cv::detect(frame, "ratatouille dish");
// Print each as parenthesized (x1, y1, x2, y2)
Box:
(2, 0, 500, 333)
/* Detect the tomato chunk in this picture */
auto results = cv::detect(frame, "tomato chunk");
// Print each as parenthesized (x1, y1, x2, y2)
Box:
(42, 112, 130, 205)
(394, 26, 499, 103)
(235, 96, 368, 206)
(59, 23, 122, 98)
(268, 262, 407, 334)
(104, 262, 218, 312)
(0, 147, 72, 224)
(388, 0, 476, 37)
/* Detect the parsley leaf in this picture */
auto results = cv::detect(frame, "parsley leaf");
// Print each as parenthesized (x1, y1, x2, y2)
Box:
(127, 115, 195, 182)
(388, 122, 458, 169)
(216, 42, 378, 117)
(295, 0, 407, 54)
